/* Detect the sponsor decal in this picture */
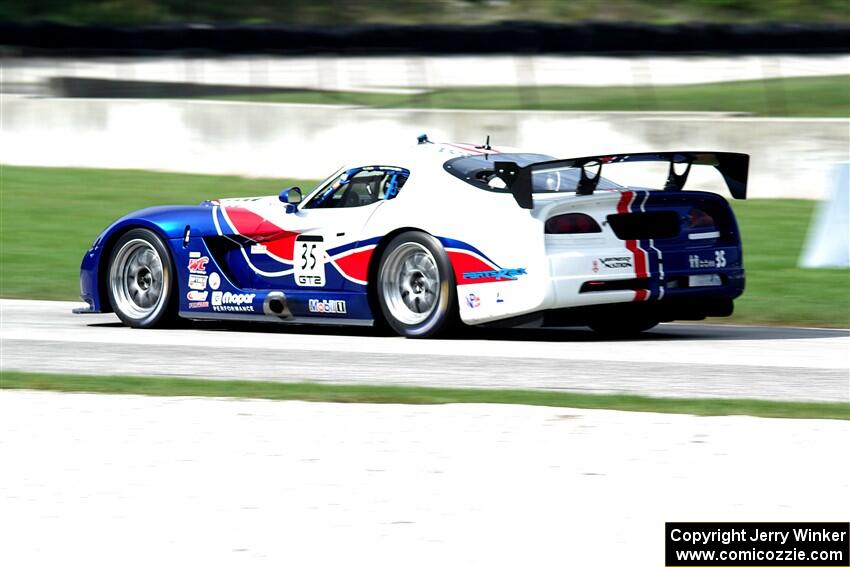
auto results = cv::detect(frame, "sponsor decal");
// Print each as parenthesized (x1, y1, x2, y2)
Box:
(496, 292, 504, 304)
(188, 274, 207, 290)
(208, 272, 221, 290)
(592, 259, 600, 273)
(211, 291, 256, 312)
(189, 251, 201, 258)
(465, 293, 480, 308)
(463, 267, 527, 281)
(689, 250, 727, 269)
(295, 237, 326, 287)
(297, 275, 324, 286)
(599, 256, 633, 269)
(307, 299, 347, 314)
(188, 256, 209, 274)
(187, 290, 208, 301)
(188, 301, 209, 309)
(250, 243, 268, 255)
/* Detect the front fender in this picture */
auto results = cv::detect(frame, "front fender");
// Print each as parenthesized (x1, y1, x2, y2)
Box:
(80, 205, 219, 312)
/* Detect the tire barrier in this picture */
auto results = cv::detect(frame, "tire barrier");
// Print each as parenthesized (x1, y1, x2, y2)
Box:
(1, 21, 849, 56)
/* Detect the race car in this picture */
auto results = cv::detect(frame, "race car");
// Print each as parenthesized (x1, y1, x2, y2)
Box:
(78, 137, 748, 338)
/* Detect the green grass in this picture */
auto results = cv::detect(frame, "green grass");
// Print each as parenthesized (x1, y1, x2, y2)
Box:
(0, 165, 847, 327)
(3, 0, 848, 26)
(2, 372, 847, 420)
(730, 199, 850, 327)
(209, 75, 850, 118)
(0, 166, 314, 301)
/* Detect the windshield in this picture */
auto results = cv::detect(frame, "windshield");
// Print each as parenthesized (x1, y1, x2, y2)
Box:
(445, 153, 622, 193)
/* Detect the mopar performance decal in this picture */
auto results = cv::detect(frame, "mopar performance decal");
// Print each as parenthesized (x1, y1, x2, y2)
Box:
(211, 291, 256, 312)
(463, 268, 527, 281)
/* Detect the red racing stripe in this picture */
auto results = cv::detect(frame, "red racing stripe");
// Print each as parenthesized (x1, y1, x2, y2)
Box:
(447, 250, 501, 285)
(223, 206, 298, 262)
(617, 191, 650, 301)
(333, 248, 373, 283)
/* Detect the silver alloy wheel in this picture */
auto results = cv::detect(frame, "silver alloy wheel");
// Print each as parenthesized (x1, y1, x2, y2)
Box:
(109, 238, 166, 320)
(380, 242, 441, 325)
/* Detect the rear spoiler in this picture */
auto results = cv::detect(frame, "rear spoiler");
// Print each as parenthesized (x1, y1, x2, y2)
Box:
(494, 151, 749, 209)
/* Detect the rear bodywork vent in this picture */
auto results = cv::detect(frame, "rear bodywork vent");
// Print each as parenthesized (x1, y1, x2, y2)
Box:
(606, 211, 680, 240)
(580, 278, 650, 293)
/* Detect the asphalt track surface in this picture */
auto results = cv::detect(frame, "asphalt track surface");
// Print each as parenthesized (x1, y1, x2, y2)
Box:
(1, 299, 848, 402)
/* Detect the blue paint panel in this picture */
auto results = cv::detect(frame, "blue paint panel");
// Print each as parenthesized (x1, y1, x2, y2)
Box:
(79, 204, 219, 312)
(633, 190, 745, 301)
(327, 236, 381, 257)
(176, 236, 374, 320)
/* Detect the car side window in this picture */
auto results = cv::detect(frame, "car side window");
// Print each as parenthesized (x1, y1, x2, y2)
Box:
(304, 166, 409, 209)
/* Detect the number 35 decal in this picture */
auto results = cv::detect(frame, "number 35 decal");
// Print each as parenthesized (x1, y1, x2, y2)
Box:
(295, 235, 326, 287)
(715, 250, 727, 268)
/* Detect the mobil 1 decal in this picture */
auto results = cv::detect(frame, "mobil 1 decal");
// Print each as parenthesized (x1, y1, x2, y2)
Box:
(295, 235, 326, 287)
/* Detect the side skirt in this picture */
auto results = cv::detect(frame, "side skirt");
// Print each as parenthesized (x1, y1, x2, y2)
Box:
(178, 311, 374, 327)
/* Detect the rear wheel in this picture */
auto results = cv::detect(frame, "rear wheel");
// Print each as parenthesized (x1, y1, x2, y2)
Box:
(589, 318, 658, 337)
(377, 232, 457, 338)
(107, 228, 176, 328)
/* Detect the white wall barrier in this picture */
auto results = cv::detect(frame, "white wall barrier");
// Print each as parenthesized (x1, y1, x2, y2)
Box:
(2, 96, 848, 200)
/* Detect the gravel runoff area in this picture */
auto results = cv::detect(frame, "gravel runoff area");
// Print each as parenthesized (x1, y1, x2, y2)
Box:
(1, 390, 848, 566)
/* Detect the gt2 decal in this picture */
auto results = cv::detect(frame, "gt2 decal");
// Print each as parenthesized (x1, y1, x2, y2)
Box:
(689, 250, 727, 269)
(295, 235, 326, 287)
(463, 268, 527, 281)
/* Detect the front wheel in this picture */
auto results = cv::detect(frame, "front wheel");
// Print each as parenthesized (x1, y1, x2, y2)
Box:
(107, 228, 176, 328)
(377, 232, 457, 338)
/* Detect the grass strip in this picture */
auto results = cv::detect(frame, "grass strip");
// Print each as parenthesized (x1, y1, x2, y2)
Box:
(1, 372, 847, 420)
(208, 75, 850, 118)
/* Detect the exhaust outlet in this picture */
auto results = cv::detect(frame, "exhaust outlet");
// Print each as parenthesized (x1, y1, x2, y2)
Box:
(263, 291, 292, 319)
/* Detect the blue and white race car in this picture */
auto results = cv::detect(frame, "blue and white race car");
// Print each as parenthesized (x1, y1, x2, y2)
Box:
(78, 138, 748, 338)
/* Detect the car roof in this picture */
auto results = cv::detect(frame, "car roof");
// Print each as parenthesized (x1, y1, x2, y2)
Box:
(338, 140, 521, 172)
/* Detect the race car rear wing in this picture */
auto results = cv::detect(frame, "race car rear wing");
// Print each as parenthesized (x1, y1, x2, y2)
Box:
(494, 151, 749, 209)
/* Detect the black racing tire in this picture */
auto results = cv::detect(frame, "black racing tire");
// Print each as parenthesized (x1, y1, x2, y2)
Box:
(376, 231, 457, 338)
(106, 228, 177, 328)
(589, 318, 659, 337)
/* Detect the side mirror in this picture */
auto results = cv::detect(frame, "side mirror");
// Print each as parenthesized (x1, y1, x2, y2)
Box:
(279, 187, 302, 213)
